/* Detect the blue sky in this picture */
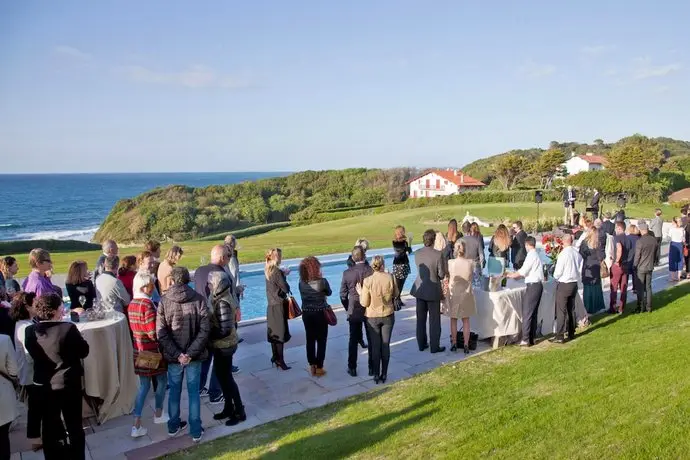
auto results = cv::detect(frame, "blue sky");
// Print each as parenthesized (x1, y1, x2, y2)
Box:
(0, 1, 688, 173)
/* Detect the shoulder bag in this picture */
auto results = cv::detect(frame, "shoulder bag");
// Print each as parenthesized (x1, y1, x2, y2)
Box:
(600, 261, 610, 279)
(286, 294, 302, 320)
(135, 350, 163, 370)
(323, 306, 337, 326)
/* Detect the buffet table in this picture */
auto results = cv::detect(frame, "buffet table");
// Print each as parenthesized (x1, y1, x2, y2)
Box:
(469, 278, 587, 347)
(76, 312, 138, 423)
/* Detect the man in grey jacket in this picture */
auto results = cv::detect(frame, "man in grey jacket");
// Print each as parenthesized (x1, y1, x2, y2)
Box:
(94, 255, 130, 312)
(649, 209, 663, 266)
(633, 224, 657, 313)
(157, 267, 210, 442)
(410, 230, 447, 353)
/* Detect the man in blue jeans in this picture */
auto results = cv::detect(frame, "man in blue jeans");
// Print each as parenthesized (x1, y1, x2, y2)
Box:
(156, 267, 210, 442)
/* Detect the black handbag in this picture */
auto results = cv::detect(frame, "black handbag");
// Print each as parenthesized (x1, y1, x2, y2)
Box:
(456, 331, 478, 350)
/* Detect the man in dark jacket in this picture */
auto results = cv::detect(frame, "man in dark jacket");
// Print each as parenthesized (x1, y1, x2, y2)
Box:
(340, 246, 374, 376)
(633, 224, 657, 313)
(510, 221, 528, 270)
(600, 212, 615, 237)
(157, 267, 210, 442)
(410, 230, 447, 353)
(590, 189, 600, 220)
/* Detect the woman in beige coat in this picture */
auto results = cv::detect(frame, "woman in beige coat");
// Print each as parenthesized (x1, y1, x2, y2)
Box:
(444, 241, 477, 354)
(359, 256, 399, 384)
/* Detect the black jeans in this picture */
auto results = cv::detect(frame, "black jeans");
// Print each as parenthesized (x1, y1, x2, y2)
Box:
(303, 310, 328, 368)
(43, 387, 85, 460)
(212, 347, 243, 415)
(394, 275, 407, 304)
(523, 283, 543, 344)
(366, 315, 395, 377)
(348, 319, 372, 371)
(555, 282, 578, 340)
(0, 422, 9, 460)
(26, 384, 44, 440)
(635, 271, 653, 312)
(415, 299, 441, 351)
(655, 237, 662, 265)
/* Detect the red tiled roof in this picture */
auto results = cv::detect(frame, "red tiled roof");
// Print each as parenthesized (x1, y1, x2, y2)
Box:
(576, 154, 608, 165)
(406, 169, 486, 187)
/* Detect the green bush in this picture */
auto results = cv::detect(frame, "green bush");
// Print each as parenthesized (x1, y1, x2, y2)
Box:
(196, 222, 292, 242)
(0, 240, 101, 254)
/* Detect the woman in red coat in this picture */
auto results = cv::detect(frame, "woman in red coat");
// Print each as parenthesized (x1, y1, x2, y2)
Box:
(118, 256, 137, 299)
(127, 271, 168, 438)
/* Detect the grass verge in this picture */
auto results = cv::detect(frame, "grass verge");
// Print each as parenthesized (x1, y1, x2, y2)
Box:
(167, 283, 690, 459)
(7, 201, 674, 277)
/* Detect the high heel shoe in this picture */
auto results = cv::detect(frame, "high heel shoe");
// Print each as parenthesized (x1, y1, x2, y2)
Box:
(450, 344, 457, 352)
(373, 376, 380, 384)
(380, 374, 387, 384)
(270, 356, 277, 367)
(276, 360, 291, 370)
(463, 345, 470, 354)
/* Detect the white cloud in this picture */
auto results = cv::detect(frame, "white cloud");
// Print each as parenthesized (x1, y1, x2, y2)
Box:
(631, 57, 681, 80)
(116, 64, 252, 89)
(517, 60, 556, 78)
(580, 44, 617, 57)
(653, 85, 670, 94)
(54, 45, 91, 60)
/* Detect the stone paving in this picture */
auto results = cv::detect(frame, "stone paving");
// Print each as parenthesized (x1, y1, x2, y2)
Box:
(9, 250, 685, 459)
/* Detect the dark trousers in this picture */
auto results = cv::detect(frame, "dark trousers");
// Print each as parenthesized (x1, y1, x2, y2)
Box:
(43, 387, 85, 460)
(200, 354, 222, 398)
(591, 210, 599, 220)
(212, 347, 243, 415)
(522, 283, 543, 344)
(655, 237, 662, 265)
(348, 319, 372, 371)
(394, 276, 407, 304)
(555, 282, 578, 339)
(635, 271, 653, 312)
(303, 311, 328, 368)
(415, 299, 441, 351)
(26, 384, 44, 440)
(0, 422, 9, 460)
(609, 264, 628, 312)
(366, 315, 395, 377)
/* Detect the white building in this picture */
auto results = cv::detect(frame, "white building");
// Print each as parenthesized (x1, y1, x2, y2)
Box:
(407, 169, 486, 198)
(563, 152, 607, 176)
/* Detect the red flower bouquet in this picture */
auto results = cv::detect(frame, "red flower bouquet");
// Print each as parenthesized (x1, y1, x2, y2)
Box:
(541, 234, 564, 265)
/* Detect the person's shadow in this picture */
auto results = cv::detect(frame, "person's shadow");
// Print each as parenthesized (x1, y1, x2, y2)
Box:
(256, 397, 438, 459)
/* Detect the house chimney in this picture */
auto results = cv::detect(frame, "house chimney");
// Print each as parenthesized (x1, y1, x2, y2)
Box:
(460, 174, 465, 184)
(454, 169, 459, 176)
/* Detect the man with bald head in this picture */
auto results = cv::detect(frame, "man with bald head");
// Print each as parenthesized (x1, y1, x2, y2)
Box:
(552, 233, 583, 343)
(194, 245, 232, 403)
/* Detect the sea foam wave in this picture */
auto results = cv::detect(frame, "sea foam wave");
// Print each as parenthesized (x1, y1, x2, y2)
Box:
(14, 227, 100, 242)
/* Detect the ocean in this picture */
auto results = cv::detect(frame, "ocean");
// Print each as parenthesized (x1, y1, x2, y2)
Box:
(0, 172, 286, 242)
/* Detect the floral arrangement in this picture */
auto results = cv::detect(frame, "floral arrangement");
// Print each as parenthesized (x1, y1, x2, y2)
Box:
(541, 234, 564, 264)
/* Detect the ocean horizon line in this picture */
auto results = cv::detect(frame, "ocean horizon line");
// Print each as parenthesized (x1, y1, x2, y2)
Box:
(0, 170, 293, 176)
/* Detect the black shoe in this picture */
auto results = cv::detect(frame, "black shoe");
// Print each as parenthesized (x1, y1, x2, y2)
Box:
(276, 360, 291, 371)
(419, 344, 429, 352)
(359, 341, 368, 349)
(368, 368, 374, 377)
(373, 376, 380, 384)
(464, 345, 470, 354)
(168, 420, 188, 437)
(380, 374, 387, 384)
(450, 344, 457, 352)
(225, 415, 240, 426)
(347, 368, 357, 377)
(213, 411, 230, 421)
(235, 406, 247, 422)
(238, 338, 245, 344)
(431, 346, 446, 354)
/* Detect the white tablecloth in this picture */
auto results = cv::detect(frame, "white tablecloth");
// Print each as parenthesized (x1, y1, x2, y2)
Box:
(76, 312, 137, 423)
(469, 279, 586, 343)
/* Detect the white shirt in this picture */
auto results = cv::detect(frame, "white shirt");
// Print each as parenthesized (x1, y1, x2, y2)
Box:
(14, 320, 34, 386)
(669, 227, 685, 243)
(518, 249, 544, 284)
(553, 246, 583, 284)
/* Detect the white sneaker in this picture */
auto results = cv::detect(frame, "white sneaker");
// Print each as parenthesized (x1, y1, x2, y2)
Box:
(153, 413, 169, 424)
(193, 428, 205, 443)
(131, 426, 148, 438)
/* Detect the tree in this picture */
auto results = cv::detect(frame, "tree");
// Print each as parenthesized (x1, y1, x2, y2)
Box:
(549, 140, 560, 150)
(594, 138, 604, 146)
(532, 148, 566, 189)
(607, 135, 663, 180)
(492, 153, 529, 190)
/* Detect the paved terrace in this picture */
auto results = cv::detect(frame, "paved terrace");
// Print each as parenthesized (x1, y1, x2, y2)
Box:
(9, 248, 684, 460)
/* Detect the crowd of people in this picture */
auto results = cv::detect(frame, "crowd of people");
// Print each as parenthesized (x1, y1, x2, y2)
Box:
(0, 206, 688, 457)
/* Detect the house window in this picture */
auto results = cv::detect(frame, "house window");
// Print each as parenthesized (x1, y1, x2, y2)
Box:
(413, 190, 417, 198)
(436, 179, 440, 189)
(425, 179, 430, 189)
(444, 180, 448, 185)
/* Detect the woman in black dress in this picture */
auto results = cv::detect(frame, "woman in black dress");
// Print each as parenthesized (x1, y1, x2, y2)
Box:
(265, 248, 292, 370)
(579, 229, 606, 314)
(392, 226, 412, 308)
(65, 261, 96, 310)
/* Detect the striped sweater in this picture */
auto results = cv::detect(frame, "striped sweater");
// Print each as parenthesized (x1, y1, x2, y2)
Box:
(127, 297, 167, 376)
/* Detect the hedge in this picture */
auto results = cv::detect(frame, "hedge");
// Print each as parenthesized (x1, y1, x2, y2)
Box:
(196, 222, 292, 242)
(0, 240, 101, 254)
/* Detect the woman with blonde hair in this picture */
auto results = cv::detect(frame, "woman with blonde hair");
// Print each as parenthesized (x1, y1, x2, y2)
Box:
(360, 255, 398, 384)
(157, 246, 184, 293)
(444, 241, 477, 353)
(265, 248, 292, 370)
(668, 217, 686, 281)
(391, 225, 412, 308)
(488, 225, 511, 263)
(579, 228, 605, 314)
(21, 249, 62, 297)
(65, 261, 96, 310)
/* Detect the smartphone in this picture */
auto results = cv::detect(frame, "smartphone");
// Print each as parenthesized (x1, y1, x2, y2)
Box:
(70, 311, 80, 323)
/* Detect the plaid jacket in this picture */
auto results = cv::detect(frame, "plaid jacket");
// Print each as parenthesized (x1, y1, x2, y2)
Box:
(127, 297, 166, 376)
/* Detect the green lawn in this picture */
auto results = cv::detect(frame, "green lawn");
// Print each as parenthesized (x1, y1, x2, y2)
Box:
(167, 283, 690, 459)
(9, 201, 674, 277)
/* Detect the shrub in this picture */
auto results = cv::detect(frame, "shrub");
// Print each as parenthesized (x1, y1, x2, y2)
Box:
(0, 240, 101, 254)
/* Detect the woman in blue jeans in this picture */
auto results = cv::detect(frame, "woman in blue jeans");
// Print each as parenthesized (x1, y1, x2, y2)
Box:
(127, 271, 168, 438)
